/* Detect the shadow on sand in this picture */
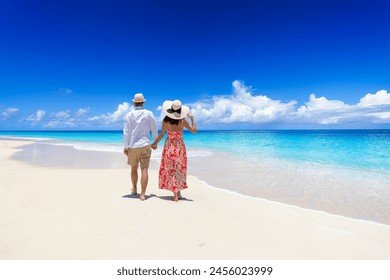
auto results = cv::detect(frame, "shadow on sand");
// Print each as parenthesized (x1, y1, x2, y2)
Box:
(122, 194, 193, 202)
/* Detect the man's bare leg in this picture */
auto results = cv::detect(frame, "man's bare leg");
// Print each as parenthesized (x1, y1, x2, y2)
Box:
(131, 166, 138, 194)
(139, 167, 148, 201)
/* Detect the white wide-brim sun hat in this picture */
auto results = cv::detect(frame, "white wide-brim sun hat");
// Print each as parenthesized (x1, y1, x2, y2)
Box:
(162, 100, 190, 120)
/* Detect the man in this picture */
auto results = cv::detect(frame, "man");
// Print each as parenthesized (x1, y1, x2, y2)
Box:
(123, 93, 158, 201)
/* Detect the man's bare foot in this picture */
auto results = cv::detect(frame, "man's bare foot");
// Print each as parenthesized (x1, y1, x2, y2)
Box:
(139, 193, 146, 201)
(131, 188, 137, 195)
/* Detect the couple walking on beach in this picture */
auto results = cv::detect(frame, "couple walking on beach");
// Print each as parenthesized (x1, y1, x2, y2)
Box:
(123, 93, 197, 201)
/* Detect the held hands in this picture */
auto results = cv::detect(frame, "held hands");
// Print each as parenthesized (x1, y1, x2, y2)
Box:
(151, 143, 157, 150)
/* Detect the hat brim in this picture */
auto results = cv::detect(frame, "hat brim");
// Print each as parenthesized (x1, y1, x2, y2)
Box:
(132, 98, 146, 102)
(162, 100, 190, 120)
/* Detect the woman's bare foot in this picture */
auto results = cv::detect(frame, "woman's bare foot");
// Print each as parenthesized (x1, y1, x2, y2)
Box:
(173, 193, 179, 202)
(178, 191, 182, 200)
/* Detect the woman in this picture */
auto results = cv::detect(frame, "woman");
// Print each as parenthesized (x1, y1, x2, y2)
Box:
(151, 100, 197, 202)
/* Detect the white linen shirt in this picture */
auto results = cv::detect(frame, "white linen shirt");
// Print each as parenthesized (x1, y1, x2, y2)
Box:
(123, 107, 158, 149)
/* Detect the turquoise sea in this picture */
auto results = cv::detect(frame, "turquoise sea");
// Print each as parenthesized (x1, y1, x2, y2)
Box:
(1, 130, 390, 224)
(1, 129, 390, 171)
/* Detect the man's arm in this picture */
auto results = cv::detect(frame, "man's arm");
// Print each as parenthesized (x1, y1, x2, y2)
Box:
(123, 114, 131, 153)
(150, 112, 158, 141)
(151, 121, 166, 150)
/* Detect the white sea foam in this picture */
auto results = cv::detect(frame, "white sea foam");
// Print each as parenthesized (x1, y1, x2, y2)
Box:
(0, 136, 51, 142)
(50, 140, 216, 159)
(52, 141, 123, 153)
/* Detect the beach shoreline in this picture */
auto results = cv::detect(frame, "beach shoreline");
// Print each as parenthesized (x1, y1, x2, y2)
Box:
(1, 138, 390, 260)
(4, 135, 390, 225)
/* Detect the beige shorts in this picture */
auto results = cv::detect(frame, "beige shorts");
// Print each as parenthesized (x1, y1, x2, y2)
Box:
(126, 145, 152, 169)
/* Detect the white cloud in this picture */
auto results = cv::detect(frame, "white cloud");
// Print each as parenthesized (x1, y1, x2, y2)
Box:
(358, 90, 390, 107)
(294, 94, 354, 124)
(44, 110, 76, 128)
(54, 110, 71, 119)
(366, 112, 390, 121)
(297, 94, 351, 112)
(294, 90, 390, 125)
(26, 110, 46, 122)
(186, 82, 390, 126)
(88, 102, 133, 125)
(5, 82, 390, 128)
(21, 107, 91, 128)
(76, 108, 90, 116)
(110, 102, 132, 121)
(1, 107, 19, 120)
(42, 107, 92, 128)
(189, 80, 296, 124)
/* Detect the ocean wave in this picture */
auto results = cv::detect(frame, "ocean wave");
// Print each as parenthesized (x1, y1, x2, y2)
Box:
(0, 135, 52, 142)
(51, 140, 216, 159)
(52, 141, 123, 153)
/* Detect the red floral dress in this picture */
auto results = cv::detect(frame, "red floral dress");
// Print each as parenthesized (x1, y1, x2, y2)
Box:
(159, 131, 188, 193)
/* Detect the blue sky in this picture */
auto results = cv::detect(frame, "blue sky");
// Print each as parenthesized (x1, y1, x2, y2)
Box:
(1, 0, 390, 130)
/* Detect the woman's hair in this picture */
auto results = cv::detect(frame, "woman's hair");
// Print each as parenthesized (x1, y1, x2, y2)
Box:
(163, 116, 181, 125)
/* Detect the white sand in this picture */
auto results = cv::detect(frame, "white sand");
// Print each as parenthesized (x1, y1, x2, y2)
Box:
(1, 139, 390, 259)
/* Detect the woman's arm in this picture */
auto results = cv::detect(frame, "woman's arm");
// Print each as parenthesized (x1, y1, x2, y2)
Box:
(151, 121, 167, 149)
(183, 114, 197, 134)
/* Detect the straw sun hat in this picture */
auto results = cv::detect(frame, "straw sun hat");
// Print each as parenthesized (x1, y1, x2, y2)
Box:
(162, 100, 190, 120)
